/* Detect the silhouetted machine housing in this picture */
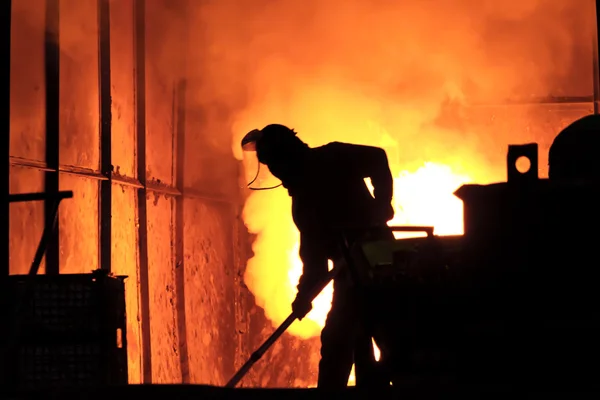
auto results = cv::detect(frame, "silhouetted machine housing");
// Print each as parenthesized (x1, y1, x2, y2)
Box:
(352, 143, 600, 387)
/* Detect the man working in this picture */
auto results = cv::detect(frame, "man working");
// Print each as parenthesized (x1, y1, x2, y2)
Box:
(241, 124, 395, 388)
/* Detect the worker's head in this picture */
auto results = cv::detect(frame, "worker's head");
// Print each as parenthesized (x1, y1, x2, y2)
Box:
(549, 114, 600, 182)
(240, 124, 309, 189)
(255, 124, 308, 184)
(254, 124, 306, 161)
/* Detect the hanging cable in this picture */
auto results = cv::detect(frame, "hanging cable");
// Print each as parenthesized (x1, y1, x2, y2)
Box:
(246, 162, 282, 191)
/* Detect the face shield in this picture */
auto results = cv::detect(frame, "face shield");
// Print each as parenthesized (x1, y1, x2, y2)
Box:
(241, 129, 283, 190)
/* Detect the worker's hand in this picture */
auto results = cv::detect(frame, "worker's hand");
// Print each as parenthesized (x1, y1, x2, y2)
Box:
(292, 294, 313, 320)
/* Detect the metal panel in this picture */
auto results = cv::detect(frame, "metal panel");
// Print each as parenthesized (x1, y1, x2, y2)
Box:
(181, 80, 240, 200)
(9, 0, 46, 162)
(8, 167, 46, 275)
(58, 0, 100, 170)
(111, 183, 142, 384)
(110, 0, 136, 177)
(144, 0, 180, 186)
(58, 174, 99, 274)
(146, 196, 181, 383)
(183, 198, 236, 385)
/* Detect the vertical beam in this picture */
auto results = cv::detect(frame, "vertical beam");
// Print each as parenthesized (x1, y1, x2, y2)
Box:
(0, 0, 12, 386)
(593, 0, 600, 113)
(173, 0, 191, 383)
(134, 0, 152, 384)
(594, 0, 600, 113)
(0, 1, 11, 281)
(174, 79, 189, 383)
(98, 0, 112, 272)
(44, 0, 60, 275)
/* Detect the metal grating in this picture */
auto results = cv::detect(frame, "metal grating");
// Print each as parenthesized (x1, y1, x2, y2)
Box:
(17, 343, 103, 388)
(3, 272, 128, 389)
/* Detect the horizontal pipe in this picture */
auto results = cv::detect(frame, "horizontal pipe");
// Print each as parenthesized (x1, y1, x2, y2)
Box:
(9, 191, 74, 203)
(10, 156, 107, 179)
(10, 157, 234, 202)
(468, 98, 594, 108)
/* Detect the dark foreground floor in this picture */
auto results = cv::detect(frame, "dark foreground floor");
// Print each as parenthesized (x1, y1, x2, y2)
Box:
(1, 384, 598, 400)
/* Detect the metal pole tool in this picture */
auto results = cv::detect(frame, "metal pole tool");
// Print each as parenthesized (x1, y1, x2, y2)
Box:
(225, 225, 434, 388)
(225, 264, 342, 388)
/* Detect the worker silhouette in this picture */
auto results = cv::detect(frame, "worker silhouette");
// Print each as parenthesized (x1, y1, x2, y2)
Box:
(242, 124, 395, 388)
(548, 114, 600, 182)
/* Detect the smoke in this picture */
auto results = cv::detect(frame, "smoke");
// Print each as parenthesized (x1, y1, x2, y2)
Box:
(183, 0, 594, 156)
(180, 0, 597, 338)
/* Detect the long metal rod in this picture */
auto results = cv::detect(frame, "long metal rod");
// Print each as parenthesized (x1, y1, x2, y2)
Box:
(134, 0, 153, 384)
(0, 0, 11, 281)
(11, 157, 237, 203)
(225, 264, 342, 388)
(594, 0, 600, 114)
(173, 79, 190, 383)
(44, 0, 60, 275)
(98, 0, 112, 273)
(0, 0, 12, 388)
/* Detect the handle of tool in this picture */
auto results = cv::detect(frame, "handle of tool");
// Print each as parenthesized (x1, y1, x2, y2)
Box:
(225, 313, 296, 388)
(225, 266, 341, 388)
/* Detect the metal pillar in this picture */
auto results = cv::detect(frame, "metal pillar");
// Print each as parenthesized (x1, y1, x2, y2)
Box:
(134, 0, 152, 384)
(0, 1, 11, 281)
(98, 0, 112, 272)
(44, 0, 60, 275)
(174, 79, 190, 383)
(0, 0, 12, 386)
(593, 0, 600, 113)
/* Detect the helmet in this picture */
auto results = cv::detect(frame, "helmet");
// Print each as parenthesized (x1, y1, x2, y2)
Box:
(240, 124, 300, 190)
(255, 124, 299, 165)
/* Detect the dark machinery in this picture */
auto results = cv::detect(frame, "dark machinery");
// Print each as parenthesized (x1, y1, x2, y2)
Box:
(349, 142, 600, 388)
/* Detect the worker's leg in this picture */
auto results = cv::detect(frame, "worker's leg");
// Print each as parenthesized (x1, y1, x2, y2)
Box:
(317, 284, 357, 389)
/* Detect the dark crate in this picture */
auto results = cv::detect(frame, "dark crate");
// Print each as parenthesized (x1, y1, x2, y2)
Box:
(1, 271, 128, 389)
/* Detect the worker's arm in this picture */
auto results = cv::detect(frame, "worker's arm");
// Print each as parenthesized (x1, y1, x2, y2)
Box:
(293, 231, 329, 319)
(340, 143, 393, 205)
(296, 231, 329, 295)
(333, 143, 394, 223)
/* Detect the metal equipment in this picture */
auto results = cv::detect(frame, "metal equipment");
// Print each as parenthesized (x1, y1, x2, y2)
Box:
(1, 190, 129, 391)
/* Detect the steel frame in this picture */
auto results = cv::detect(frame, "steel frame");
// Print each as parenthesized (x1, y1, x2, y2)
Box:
(44, 0, 60, 275)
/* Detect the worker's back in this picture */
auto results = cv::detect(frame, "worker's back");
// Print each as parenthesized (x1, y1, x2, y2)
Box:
(291, 142, 387, 251)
